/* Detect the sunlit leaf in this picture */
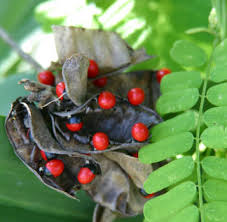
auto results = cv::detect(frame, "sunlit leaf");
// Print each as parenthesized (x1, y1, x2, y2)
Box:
(139, 132, 194, 163)
(204, 179, 227, 202)
(144, 157, 194, 193)
(156, 88, 199, 115)
(204, 202, 227, 222)
(207, 83, 227, 106)
(161, 71, 202, 94)
(143, 182, 196, 222)
(201, 126, 227, 149)
(170, 40, 207, 67)
(151, 110, 198, 142)
(202, 156, 227, 181)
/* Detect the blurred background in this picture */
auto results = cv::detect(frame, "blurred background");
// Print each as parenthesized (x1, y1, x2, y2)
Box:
(0, 0, 212, 221)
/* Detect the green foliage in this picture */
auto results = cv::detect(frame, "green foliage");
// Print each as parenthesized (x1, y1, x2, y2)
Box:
(170, 40, 207, 67)
(139, 31, 227, 221)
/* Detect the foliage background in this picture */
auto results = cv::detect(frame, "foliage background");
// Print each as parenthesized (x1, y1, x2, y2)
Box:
(0, 0, 212, 221)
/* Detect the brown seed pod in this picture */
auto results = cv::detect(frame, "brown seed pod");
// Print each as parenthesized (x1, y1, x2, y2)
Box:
(5, 27, 163, 222)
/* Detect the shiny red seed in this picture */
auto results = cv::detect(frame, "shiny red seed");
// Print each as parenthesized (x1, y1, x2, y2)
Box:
(56, 82, 65, 101)
(88, 59, 99, 78)
(38, 70, 55, 85)
(98, 91, 116, 109)
(77, 167, 96, 184)
(131, 123, 149, 142)
(93, 77, 107, 88)
(132, 152, 138, 158)
(92, 132, 109, 150)
(156, 68, 171, 83)
(45, 159, 64, 178)
(144, 193, 155, 199)
(66, 122, 83, 132)
(127, 88, 145, 105)
(40, 150, 48, 161)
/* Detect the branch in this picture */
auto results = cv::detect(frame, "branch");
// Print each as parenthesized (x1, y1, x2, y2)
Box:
(0, 26, 44, 72)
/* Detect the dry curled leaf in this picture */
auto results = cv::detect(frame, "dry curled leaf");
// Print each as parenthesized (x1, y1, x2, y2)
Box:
(52, 26, 152, 73)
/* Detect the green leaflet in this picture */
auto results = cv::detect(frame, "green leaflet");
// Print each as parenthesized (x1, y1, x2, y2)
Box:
(213, 39, 227, 65)
(139, 132, 194, 164)
(156, 88, 200, 115)
(206, 83, 227, 106)
(210, 64, 227, 83)
(201, 126, 227, 149)
(204, 179, 227, 202)
(151, 110, 198, 142)
(167, 205, 199, 222)
(202, 156, 227, 181)
(203, 106, 227, 127)
(144, 157, 194, 193)
(204, 202, 227, 222)
(160, 71, 202, 94)
(143, 181, 196, 222)
(170, 40, 207, 67)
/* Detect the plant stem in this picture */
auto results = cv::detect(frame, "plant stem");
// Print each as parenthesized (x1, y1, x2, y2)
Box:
(0, 26, 44, 72)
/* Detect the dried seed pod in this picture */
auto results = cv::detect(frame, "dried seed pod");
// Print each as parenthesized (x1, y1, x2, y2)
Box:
(52, 26, 152, 72)
(5, 27, 163, 222)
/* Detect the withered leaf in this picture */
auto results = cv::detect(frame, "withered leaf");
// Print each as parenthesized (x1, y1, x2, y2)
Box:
(104, 151, 153, 188)
(62, 54, 89, 106)
(82, 154, 146, 216)
(52, 26, 152, 73)
(93, 204, 117, 222)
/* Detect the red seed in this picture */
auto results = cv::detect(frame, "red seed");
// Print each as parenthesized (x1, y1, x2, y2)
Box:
(156, 68, 171, 83)
(77, 167, 96, 184)
(88, 59, 99, 78)
(92, 132, 109, 150)
(38, 70, 55, 85)
(66, 122, 83, 132)
(98, 91, 116, 109)
(144, 193, 155, 199)
(40, 150, 48, 161)
(127, 88, 145, 105)
(93, 77, 107, 88)
(45, 159, 64, 178)
(132, 152, 138, 158)
(131, 123, 149, 142)
(56, 82, 65, 101)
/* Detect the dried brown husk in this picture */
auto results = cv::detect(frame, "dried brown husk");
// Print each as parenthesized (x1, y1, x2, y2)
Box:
(62, 54, 89, 106)
(52, 94, 161, 154)
(5, 99, 155, 218)
(93, 204, 118, 222)
(52, 26, 152, 73)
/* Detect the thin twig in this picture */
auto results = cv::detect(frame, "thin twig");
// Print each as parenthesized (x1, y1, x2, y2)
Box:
(0, 26, 44, 72)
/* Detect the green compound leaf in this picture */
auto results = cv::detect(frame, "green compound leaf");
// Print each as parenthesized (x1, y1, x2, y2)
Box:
(202, 156, 227, 181)
(210, 64, 227, 83)
(151, 110, 198, 142)
(143, 181, 196, 222)
(201, 126, 227, 149)
(144, 157, 194, 193)
(207, 83, 227, 106)
(160, 71, 202, 94)
(204, 202, 227, 222)
(156, 88, 200, 115)
(213, 39, 227, 65)
(203, 106, 227, 127)
(170, 40, 207, 67)
(204, 179, 227, 202)
(139, 132, 194, 164)
(167, 205, 199, 222)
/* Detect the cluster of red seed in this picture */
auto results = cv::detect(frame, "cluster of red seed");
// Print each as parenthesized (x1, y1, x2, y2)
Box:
(36, 61, 171, 186)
